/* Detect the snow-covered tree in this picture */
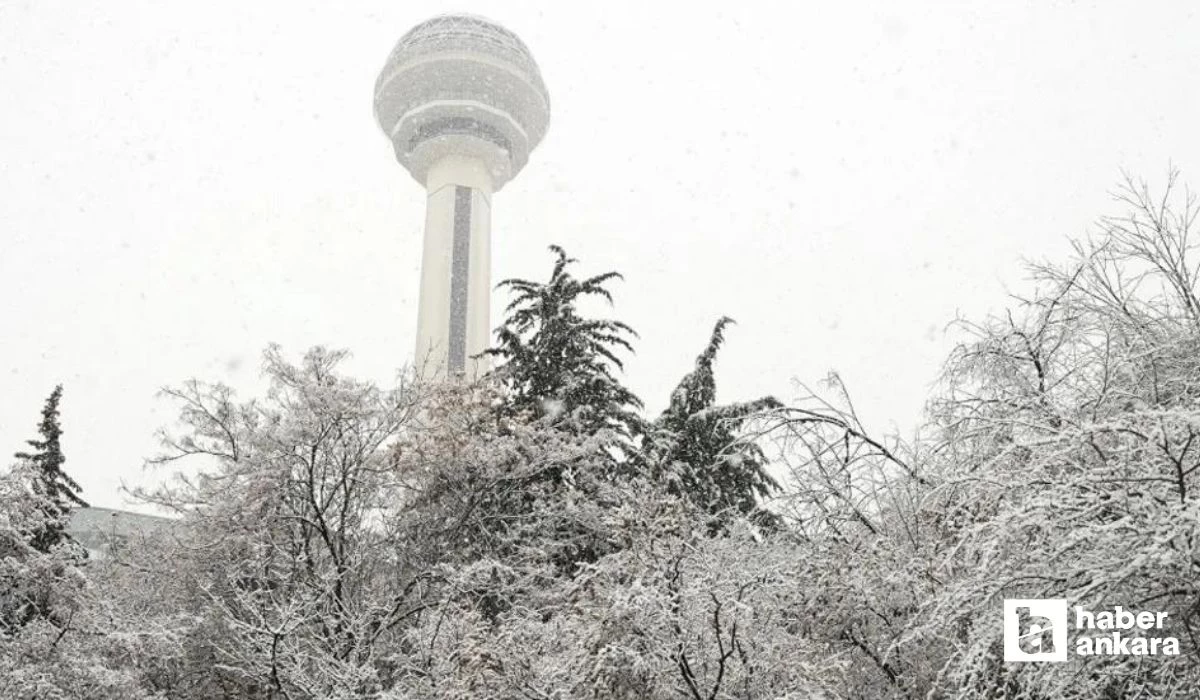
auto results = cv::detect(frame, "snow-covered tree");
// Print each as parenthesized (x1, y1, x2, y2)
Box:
(487, 245, 645, 455)
(647, 317, 782, 530)
(0, 461, 85, 634)
(136, 345, 426, 698)
(393, 380, 618, 575)
(900, 172, 1200, 697)
(14, 385, 86, 554)
(392, 406, 846, 699)
(0, 461, 157, 699)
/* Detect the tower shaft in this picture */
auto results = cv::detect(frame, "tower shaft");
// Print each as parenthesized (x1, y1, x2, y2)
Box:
(415, 155, 493, 379)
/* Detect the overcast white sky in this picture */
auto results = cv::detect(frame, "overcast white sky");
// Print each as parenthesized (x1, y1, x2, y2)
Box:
(2, 1, 1199, 511)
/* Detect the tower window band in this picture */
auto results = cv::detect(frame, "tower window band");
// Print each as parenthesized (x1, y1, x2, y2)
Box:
(448, 186, 473, 374)
(409, 117, 512, 153)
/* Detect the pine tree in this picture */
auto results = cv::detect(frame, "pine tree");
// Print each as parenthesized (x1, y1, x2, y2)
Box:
(648, 318, 781, 529)
(487, 245, 645, 451)
(15, 385, 87, 552)
(472, 247, 646, 576)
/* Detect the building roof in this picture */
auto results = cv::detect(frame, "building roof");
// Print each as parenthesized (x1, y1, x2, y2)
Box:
(67, 506, 173, 559)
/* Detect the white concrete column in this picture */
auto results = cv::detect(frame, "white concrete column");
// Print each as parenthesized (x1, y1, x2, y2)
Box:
(414, 154, 494, 380)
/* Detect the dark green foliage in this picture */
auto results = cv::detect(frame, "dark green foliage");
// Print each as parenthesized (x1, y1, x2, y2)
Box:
(487, 250, 779, 531)
(482, 246, 649, 575)
(486, 245, 645, 451)
(647, 318, 781, 529)
(14, 384, 87, 552)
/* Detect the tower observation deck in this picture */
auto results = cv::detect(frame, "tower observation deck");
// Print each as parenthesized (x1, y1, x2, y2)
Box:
(374, 14, 550, 379)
